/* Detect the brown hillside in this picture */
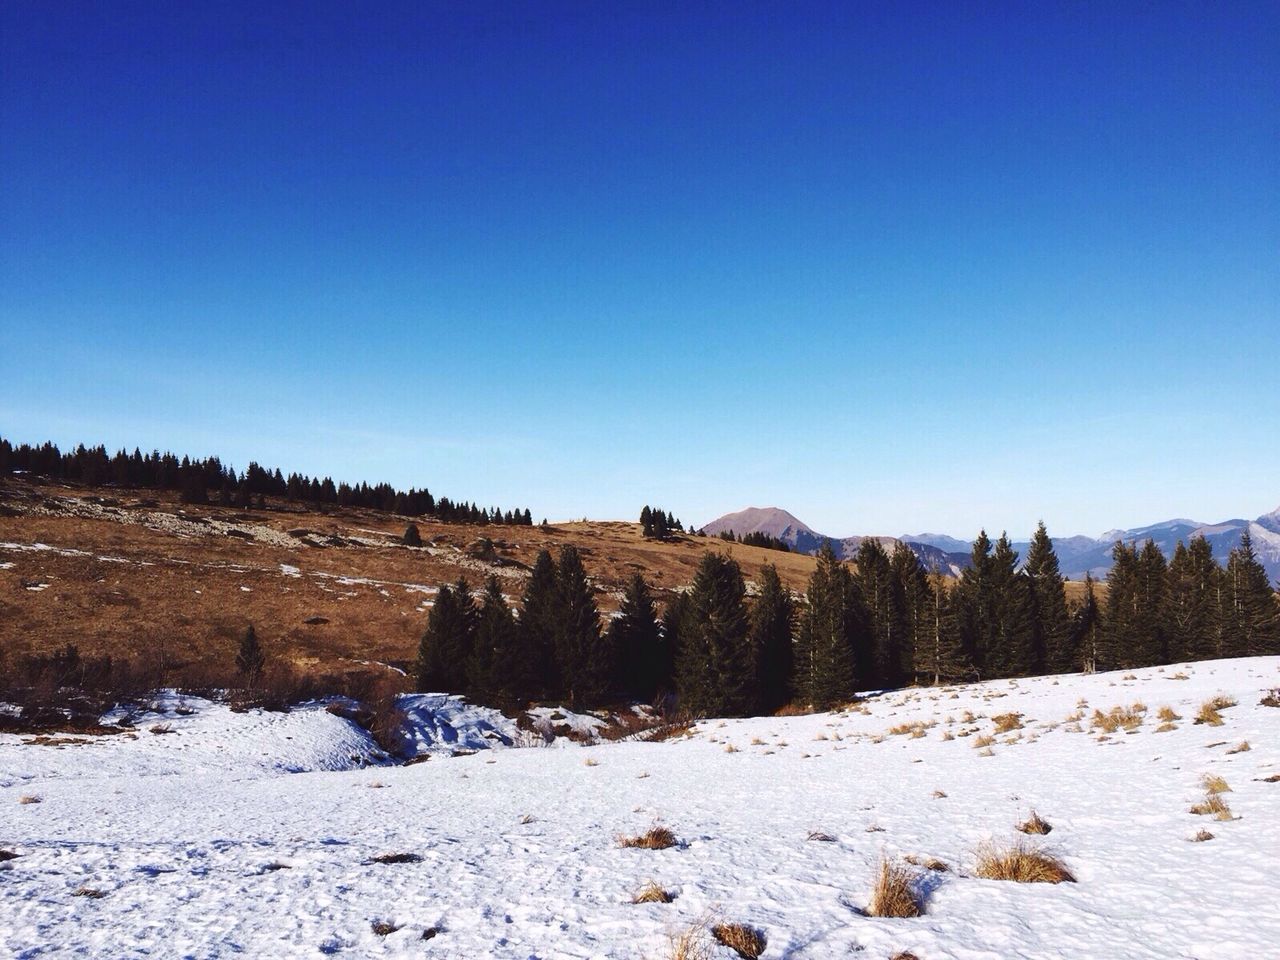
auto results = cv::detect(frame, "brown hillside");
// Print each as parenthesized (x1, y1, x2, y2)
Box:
(0, 477, 816, 683)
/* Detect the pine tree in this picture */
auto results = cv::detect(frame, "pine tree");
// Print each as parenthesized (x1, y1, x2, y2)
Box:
(519, 550, 561, 697)
(554, 546, 609, 708)
(855, 538, 904, 688)
(1133, 539, 1170, 666)
(415, 578, 477, 692)
(750, 563, 795, 712)
(610, 572, 663, 703)
(889, 541, 925, 686)
(676, 552, 755, 716)
(1104, 541, 1139, 669)
(403, 523, 422, 547)
(912, 568, 970, 684)
(1223, 531, 1280, 657)
(471, 576, 523, 699)
(1167, 536, 1221, 662)
(953, 531, 995, 676)
(1073, 574, 1103, 673)
(235, 624, 265, 685)
(794, 543, 863, 708)
(1025, 522, 1071, 674)
(658, 591, 689, 700)
(639, 505, 653, 538)
(987, 534, 1034, 677)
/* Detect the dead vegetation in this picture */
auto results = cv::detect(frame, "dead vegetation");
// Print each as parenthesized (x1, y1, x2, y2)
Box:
(992, 712, 1024, 733)
(1017, 811, 1052, 835)
(866, 857, 922, 918)
(71, 886, 108, 899)
(619, 825, 679, 850)
(1191, 829, 1214, 842)
(371, 920, 401, 936)
(973, 841, 1074, 884)
(711, 922, 767, 959)
(1090, 704, 1145, 733)
(806, 831, 836, 842)
(631, 880, 675, 904)
(1189, 793, 1235, 820)
(368, 852, 422, 865)
(1225, 741, 1250, 755)
(1261, 689, 1280, 708)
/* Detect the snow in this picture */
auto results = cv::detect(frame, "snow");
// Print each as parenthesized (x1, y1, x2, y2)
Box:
(2, 659, 1278, 958)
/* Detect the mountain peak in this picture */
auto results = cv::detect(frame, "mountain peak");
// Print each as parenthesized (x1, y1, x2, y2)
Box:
(700, 506, 815, 537)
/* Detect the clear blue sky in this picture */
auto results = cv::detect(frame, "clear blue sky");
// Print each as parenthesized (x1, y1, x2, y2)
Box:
(2, 2, 1277, 538)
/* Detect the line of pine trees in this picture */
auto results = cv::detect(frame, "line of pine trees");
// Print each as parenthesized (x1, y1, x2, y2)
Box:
(0, 436, 532, 526)
(639, 506, 685, 539)
(415, 526, 1279, 716)
(715, 529, 792, 552)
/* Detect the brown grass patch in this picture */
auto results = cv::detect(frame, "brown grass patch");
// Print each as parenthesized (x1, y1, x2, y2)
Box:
(1017, 811, 1052, 835)
(972, 734, 995, 749)
(1194, 702, 1224, 726)
(1157, 705, 1181, 722)
(1189, 794, 1234, 820)
(631, 880, 674, 904)
(619, 825, 679, 850)
(973, 841, 1074, 883)
(865, 857, 921, 918)
(711, 922, 767, 959)
(1090, 704, 1144, 733)
(1201, 774, 1230, 794)
(992, 712, 1024, 733)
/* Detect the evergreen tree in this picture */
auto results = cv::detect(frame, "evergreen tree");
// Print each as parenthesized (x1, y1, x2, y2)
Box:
(889, 541, 925, 685)
(1025, 522, 1071, 674)
(987, 534, 1034, 677)
(794, 543, 863, 708)
(609, 572, 664, 703)
(855, 538, 904, 688)
(519, 550, 561, 697)
(675, 552, 755, 716)
(639, 506, 654, 538)
(1133, 539, 1170, 666)
(554, 546, 610, 708)
(471, 576, 523, 699)
(1223, 531, 1280, 657)
(415, 579, 477, 692)
(1104, 542, 1140, 669)
(750, 563, 795, 712)
(912, 568, 971, 684)
(1167, 536, 1221, 662)
(658, 591, 690, 699)
(1073, 574, 1104, 673)
(235, 624, 265, 685)
(403, 523, 422, 547)
(953, 531, 995, 676)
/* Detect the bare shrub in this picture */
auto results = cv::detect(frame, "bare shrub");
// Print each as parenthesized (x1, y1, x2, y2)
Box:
(973, 841, 1074, 883)
(1017, 811, 1052, 835)
(866, 857, 921, 918)
(632, 880, 674, 904)
(711, 922, 767, 959)
(619, 825, 679, 850)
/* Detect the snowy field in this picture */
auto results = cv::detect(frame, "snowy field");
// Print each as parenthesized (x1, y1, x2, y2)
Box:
(2, 659, 1277, 959)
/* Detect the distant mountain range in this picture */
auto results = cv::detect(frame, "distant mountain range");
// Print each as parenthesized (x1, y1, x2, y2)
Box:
(700, 506, 1280, 584)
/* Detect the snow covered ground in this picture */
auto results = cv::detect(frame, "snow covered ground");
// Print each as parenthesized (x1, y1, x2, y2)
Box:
(2, 659, 1277, 959)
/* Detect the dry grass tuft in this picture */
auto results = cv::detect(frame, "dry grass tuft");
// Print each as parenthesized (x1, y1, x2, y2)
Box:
(1194, 702, 1224, 726)
(1157, 705, 1181, 722)
(903, 853, 949, 872)
(662, 918, 715, 960)
(631, 880, 675, 904)
(1209, 694, 1237, 710)
(1192, 829, 1214, 842)
(866, 857, 921, 918)
(1017, 811, 1052, 835)
(711, 922, 767, 959)
(723, 743, 739, 753)
(807, 831, 836, 842)
(584, 757, 600, 767)
(972, 734, 995, 749)
(371, 920, 401, 936)
(619, 825, 679, 850)
(18, 795, 41, 805)
(1200, 774, 1231, 794)
(1189, 793, 1234, 820)
(1155, 722, 1177, 733)
(1260, 689, 1280, 708)
(72, 886, 108, 899)
(932, 789, 947, 799)
(1090, 704, 1145, 733)
(992, 712, 1024, 733)
(1225, 741, 1250, 755)
(973, 841, 1074, 884)
(890, 953, 921, 960)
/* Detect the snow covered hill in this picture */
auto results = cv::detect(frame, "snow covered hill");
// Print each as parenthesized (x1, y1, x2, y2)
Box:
(3, 660, 1278, 958)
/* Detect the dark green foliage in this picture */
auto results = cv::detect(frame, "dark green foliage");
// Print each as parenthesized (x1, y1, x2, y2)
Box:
(1025, 522, 1072, 674)
(1223, 531, 1280, 657)
(1167, 537, 1221, 662)
(986, 534, 1034, 676)
(1103, 541, 1140, 669)
(855, 538, 906, 688)
(676, 552, 756, 716)
(913, 569, 971, 684)
(794, 543, 863, 708)
(659, 591, 691, 697)
(415, 579, 476, 692)
(639, 506, 682, 539)
(1133, 540, 1170, 666)
(402, 523, 422, 547)
(469, 577, 526, 699)
(518, 550, 561, 697)
(750, 564, 795, 712)
(235, 624, 265, 682)
(610, 573, 665, 703)
(890, 541, 927, 684)
(554, 546, 610, 708)
(1072, 574, 1104, 673)
(953, 531, 994, 676)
